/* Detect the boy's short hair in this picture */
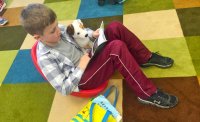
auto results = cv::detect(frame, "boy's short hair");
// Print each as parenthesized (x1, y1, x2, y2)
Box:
(20, 4, 57, 35)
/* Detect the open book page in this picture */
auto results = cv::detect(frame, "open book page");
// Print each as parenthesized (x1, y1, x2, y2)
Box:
(91, 21, 107, 56)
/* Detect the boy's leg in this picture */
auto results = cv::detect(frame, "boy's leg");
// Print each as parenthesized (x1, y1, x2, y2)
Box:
(105, 21, 174, 68)
(0, 0, 3, 7)
(79, 40, 178, 108)
(104, 21, 151, 65)
(79, 40, 157, 99)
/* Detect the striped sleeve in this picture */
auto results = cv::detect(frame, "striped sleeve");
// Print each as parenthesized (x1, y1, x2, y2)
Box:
(38, 54, 84, 95)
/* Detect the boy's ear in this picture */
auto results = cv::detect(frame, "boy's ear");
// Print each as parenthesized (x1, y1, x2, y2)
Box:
(33, 34, 41, 41)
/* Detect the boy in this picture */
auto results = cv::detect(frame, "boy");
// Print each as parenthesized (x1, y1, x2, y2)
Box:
(20, 4, 178, 108)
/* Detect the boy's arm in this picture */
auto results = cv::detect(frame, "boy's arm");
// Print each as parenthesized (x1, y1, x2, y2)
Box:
(78, 53, 91, 70)
(38, 55, 84, 95)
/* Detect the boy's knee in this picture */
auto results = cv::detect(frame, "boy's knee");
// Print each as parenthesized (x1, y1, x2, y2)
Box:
(108, 40, 128, 55)
(106, 21, 123, 30)
(109, 40, 126, 48)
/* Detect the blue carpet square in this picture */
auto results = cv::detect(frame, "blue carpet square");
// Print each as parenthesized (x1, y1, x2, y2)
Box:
(3, 49, 46, 84)
(77, 0, 123, 19)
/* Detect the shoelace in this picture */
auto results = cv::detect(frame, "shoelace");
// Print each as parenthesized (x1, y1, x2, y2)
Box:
(152, 51, 170, 63)
(153, 51, 162, 56)
(156, 90, 171, 104)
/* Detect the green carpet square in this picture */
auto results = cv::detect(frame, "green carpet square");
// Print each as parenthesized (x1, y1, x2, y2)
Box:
(185, 36, 200, 75)
(123, 0, 174, 14)
(44, 0, 69, 4)
(0, 83, 55, 122)
(81, 15, 123, 30)
(185, 36, 200, 59)
(177, 7, 200, 36)
(142, 37, 196, 78)
(0, 50, 18, 86)
(193, 59, 200, 76)
(5, 0, 13, 7)
(0, 26, 27, 51)
(45, 0, 80, 20)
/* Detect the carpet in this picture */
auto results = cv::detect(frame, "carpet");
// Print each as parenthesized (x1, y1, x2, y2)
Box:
(123, 77, 200, 122)
(0, 0, 200, 121)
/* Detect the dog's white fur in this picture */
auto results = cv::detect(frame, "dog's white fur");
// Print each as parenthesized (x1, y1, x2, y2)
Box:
(66, 19, 93, 52)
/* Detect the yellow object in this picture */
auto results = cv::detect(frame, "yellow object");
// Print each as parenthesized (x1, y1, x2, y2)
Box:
(70, 100, 116, 122)
(70, 85, 121, 122)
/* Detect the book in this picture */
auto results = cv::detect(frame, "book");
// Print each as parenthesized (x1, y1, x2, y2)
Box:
(91, 21, 107, 57)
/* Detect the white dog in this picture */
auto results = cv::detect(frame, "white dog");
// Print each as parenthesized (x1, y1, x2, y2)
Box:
(66, 19, 93, 52)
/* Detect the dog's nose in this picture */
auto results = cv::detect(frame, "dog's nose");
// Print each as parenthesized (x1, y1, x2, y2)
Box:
(85, 34, 88, 37)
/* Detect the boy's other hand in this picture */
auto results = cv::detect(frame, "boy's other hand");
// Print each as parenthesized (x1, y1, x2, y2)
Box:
(78, 53, 91, 70)
(92, 29, 100, 38)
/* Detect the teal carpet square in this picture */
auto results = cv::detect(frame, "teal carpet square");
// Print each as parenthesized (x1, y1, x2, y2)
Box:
(77, 0, 123, 19)
(3, 49, 45, 84)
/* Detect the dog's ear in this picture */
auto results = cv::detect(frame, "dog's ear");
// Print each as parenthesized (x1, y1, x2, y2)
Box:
(77, 19, 85, 29)
(66, 24, 74, 36)
(77, 19, 83, 25)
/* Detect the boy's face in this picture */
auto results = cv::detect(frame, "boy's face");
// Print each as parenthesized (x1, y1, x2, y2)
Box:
(34, 20, 61, 46)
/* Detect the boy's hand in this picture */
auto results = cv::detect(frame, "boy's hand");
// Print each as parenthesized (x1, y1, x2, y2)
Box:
(78, 53, 91, 70)
(92, 29, 100, 38)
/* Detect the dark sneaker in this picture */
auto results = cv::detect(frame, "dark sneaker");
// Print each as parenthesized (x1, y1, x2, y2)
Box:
(141, 52, 174, 68)
(110, 0, 118, 4)
(110, 0, 126, 4)
(137, 89, 178, 108)
(98, 0, 105, 6)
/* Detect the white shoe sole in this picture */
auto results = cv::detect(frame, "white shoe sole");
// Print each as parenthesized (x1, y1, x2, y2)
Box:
(0, 18, 8, 25)
(137, 97, 178, 109)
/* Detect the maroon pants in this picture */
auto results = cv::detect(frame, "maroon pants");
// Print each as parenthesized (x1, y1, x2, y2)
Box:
(0, 0, 4, 8)
(79, 21, 157, 99)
